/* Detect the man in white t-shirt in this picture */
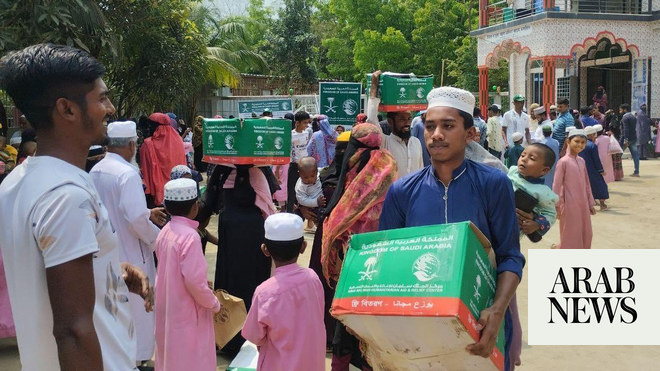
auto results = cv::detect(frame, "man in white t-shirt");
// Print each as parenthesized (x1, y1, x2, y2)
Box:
(366, 71, 424, 178)
(286, 111, 312, 212)
(502, 94, 532, 147)
(0, 44, 152, 371)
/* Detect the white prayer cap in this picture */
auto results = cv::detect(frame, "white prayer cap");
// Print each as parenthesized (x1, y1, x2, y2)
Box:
(107, 121, 137, 138)
(164, 178, 198, 201)
(512, 132, 524, 142)
(568, 128, 586, 138)
(9, 136, 21, 145)
(426, 87, 475, 115)
(584, 126, 598, 136)
(565, 126, 574, 133)
(592, 124, 603, 132)
(264, 213, 304, 241)
(549, 105, 557, 111)
(170, 165, 192, 180)
(533, 106, 546, 115)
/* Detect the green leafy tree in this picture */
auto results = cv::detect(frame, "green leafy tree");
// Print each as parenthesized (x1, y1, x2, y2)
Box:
(266, 0, 318, 88)
(353, 28, 412, 73)
(321, 0, 419, 80)
(412, 0, 474, 85)
(448, 36, 478, 92)
(0, 0, 117, 57)
(100, 0, 210, 118)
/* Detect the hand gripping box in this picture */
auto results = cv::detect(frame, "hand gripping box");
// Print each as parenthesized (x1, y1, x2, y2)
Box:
(202, 118, 291, 165)
(366, 72, 434, 112)
(331, 222, 505, 371)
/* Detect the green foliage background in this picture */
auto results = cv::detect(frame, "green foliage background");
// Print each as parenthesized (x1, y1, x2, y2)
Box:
(0, 0, 485, 119)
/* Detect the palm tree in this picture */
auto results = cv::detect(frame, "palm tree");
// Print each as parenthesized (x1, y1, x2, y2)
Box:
(178, 4, 268, 122)
(189, 4, 268, 89)
(0, 0, 117, 57)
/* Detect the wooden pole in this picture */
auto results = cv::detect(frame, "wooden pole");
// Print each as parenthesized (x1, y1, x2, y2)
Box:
(441, 59, 446, 86)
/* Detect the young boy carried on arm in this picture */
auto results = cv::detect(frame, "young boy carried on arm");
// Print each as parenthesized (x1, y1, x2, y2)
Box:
(507, 142, 559, 369)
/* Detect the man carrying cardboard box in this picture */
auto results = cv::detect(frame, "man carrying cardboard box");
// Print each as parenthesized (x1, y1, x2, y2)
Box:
(378, 86, 525, 371)
(366, 71, 424, 178)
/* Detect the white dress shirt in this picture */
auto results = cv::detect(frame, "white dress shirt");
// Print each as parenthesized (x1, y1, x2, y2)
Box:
(502, 109, 530, 147)
(90, 152, 160, 361)
(366, 97, 424, 178)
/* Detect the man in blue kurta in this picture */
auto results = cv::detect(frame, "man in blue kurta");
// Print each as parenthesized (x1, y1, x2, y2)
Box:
(378, 86, 525, 371)
(580, 125, 609, 210)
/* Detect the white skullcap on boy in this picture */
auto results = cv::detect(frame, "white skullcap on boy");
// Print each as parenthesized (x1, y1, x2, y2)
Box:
(164, 178, 198, 201)
(568, 128, 586, 138)
(584, 126, 598, 136)
(426, 87, 475, 115)
(512, 132, 524, 142)
(264, 213, 304, 241)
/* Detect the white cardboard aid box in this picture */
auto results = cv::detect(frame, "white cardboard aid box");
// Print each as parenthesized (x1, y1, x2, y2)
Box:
(331, 222, 506, 371)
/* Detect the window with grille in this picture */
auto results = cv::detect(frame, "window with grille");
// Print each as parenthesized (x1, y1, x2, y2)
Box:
(557, 77, 571, 103)
(532, 73, 543, 105)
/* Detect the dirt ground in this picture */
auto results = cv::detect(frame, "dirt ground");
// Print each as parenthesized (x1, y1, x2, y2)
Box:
(1, 155, 659, 370)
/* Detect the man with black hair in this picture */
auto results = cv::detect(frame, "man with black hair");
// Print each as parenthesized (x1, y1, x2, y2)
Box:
(0, 43, 152, 371)
(261, 108, 273, 118)
(286, 110, 312, 212)
(242, 213, 325, 370)
(620, 103, 640, 176)
(379, 86, 525, 371)
(367, 71, 424, 178)
(473, 107, 488, 148)
(580, 106, 598, 127)
(552, 98, 575, 148)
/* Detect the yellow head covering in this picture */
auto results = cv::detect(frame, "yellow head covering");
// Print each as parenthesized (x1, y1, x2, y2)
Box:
(337, 130, 351, 142)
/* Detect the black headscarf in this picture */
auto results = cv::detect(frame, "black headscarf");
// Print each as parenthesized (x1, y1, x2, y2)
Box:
(284, 113, 295, 130)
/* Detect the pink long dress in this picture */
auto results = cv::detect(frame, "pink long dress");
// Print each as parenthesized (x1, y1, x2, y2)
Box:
(595, 135, 615, 183)
(154, 216, 221, 371)
(272, 164, 289, 204)
(553, 154, 594, 249)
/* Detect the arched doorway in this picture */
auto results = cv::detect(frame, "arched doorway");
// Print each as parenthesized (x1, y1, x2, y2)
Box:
(479, 40, 531, 114)
(570, 31, 644, 112)
(579, 38, 632, 112)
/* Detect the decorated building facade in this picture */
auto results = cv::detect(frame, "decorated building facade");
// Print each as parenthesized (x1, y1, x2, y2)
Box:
(472, 0, 659, 116)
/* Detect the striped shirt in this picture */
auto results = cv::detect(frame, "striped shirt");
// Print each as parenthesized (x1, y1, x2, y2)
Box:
(552, 112, 575, 148)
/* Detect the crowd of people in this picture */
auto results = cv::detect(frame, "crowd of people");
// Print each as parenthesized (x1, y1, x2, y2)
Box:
(0, 43, 657, 371)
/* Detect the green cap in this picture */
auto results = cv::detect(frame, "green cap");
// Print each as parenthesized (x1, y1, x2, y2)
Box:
(542, 124, 552, 132)
(513, 94, 525, 102)
(263, 108, 272, 113)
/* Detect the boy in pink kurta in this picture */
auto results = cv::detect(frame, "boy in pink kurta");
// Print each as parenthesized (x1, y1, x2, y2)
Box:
(552, 129, 596, 249)
(155, 178, 221, 371)
(242, 213, 325, 371)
